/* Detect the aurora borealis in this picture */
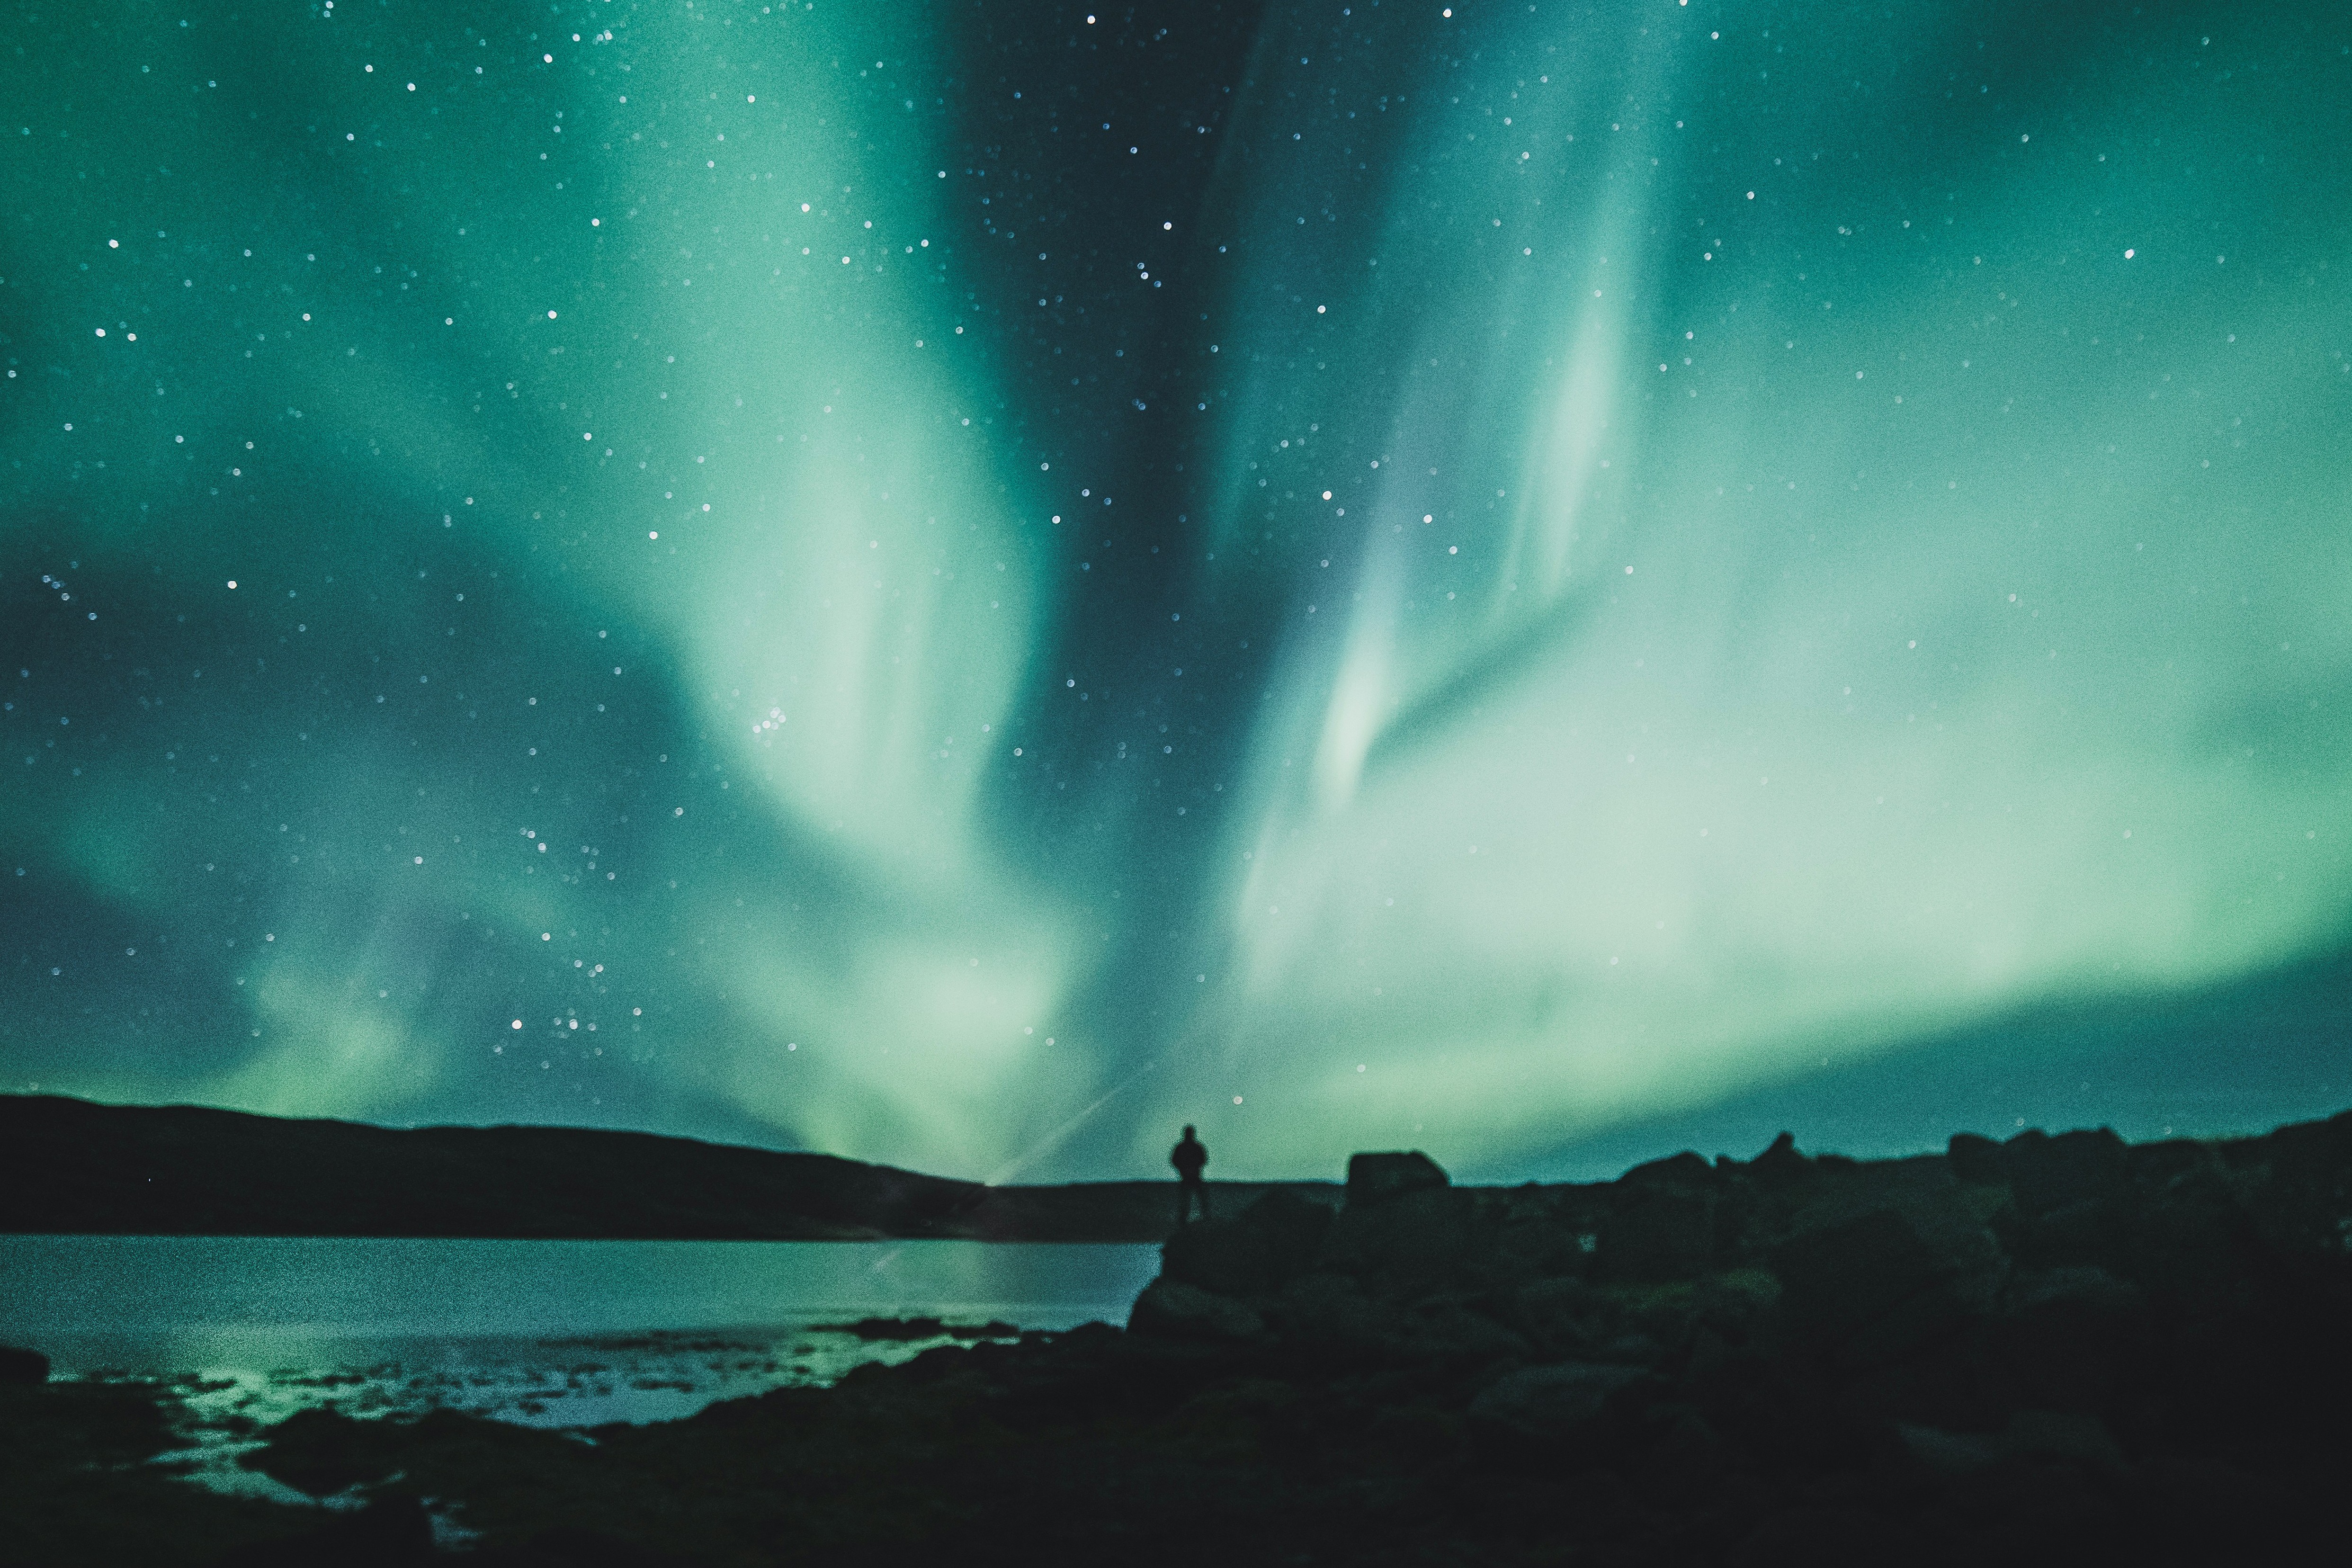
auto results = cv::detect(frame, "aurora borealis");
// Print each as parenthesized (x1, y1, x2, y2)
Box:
(3, 0, 2347, 1183)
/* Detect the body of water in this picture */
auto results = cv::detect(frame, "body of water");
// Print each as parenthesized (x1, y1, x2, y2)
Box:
(0, 1236, 1162, 1498)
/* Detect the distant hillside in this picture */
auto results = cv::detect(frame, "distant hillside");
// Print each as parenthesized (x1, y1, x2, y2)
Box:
(0, 1096, 1336, 1242)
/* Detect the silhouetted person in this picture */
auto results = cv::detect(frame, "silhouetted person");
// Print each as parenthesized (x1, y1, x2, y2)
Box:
(1171, 1125, 1210, 1225)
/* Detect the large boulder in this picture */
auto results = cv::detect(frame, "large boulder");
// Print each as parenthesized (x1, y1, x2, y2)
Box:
(1597, 1185, 1719, 1283)
(1127, 1279, 1266, 1344)
(1159, 1187, 1333, 1298)
(1387, 1300, 1532, 1368)
(1770, 1209, 1955, 1350)
(1317, 1183, 1480, 1290)
(2002, 1126, 2128, 1217)
(1346, 1150, 1449, 1206)
(1511, 1276, 1610, 1359)
(1260, 1270, 1410, 1361)
(1749, 1131, 1816, 1190)
(2222, 1109, 2352, 1259)
(1599, 1151, 1726, 1283)
(1945, 1131, 2004, 1188)
(1619, 1150, 1717, 1191)
(0, 1344, 49, 1384)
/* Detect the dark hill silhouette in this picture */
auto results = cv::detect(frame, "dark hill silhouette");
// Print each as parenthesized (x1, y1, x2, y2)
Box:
(0, 1095, 1335, 1241)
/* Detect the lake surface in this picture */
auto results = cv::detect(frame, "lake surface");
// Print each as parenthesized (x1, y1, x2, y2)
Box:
(0, 1236, 1163, 1500)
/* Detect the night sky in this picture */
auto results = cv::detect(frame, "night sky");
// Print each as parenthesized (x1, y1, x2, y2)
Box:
(4, 1, 2347, 1184)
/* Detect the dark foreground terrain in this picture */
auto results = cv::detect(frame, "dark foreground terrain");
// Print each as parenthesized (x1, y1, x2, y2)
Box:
(6, 1112, 2350, 1566)
(0, 1094, 1330, 1241)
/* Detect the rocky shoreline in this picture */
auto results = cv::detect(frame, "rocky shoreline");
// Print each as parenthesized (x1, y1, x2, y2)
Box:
(6, 1111, 2349, 1565)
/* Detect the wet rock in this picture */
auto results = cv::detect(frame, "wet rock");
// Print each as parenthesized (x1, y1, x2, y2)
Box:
(821, 1315, 950, 1340)
(946, 1320, 1024, 1342)
(1126, 1278, 1265, 1343)
(239, 1407, 413, 1497)
(0, 1344, 49, 1384)
(1344, 1150, 1449, 1206)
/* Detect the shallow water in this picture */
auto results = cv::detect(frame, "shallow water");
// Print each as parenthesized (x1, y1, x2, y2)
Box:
(0, 1235, 1162, 1499)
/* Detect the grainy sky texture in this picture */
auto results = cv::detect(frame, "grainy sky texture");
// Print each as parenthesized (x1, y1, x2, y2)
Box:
(4, 1, 2348, 1182)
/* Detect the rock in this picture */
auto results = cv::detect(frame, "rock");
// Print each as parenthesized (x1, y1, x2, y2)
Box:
(1467, 1360, 1660, 1447)
(1511, 1275, 1607, 1356)
(1599, 1332, 1667, 1366)
(1261, 1270, 1411, 1360)
(0, 1344, 49, 1384)
(210, 1495, 438, 1565)
(946, 1320, 1023, 1341)
(2105, 1148, 2261, 1306)
(1598, 1184, 1718, 1283)
(1987, 1265, 2149, 1413)
(2225, 1108, 2352, 1258)
(1635, 1407, 1732, 1500)
(1126, 1278, 1265, 1343)
(821, 1315, 949, 1340)
(1317, 1183, 1479, 1288)
(1345, 1149, 1449, 1206)
(1946, 1131, 2004, 1187)
(1750, 1131, 1815, 1188)
(1770, 1209, 1952, 1349)
(1730, 1506, 1910, 1567)
(1389, 1300, 1531, 1366)
(1159, 1186, 1332, 1297)
(239, 1407, 413, 1496)
(1895, 1422, 2004, 1478)
(2136, 1456, 2309, 1561)
(2002, 1126, 2128, 1217)
(2004, 1265, 2144, 1318)
(1998, 1408, 2127, 1475)
(1899, 1409, 2128, 1483)
(479, 1526, 679, 1566)
(1621, 1150, 1717, 1190)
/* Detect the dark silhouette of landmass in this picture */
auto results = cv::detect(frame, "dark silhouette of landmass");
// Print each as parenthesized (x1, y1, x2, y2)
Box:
(0, 1094, 1333, 1242)
(5, 1109, 2349, 1565)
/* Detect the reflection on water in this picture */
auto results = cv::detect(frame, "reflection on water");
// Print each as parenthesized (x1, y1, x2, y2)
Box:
(0, 1236, 1162, 1499)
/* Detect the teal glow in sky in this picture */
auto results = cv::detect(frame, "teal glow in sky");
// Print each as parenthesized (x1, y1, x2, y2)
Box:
(4, 2, 2348, 1181)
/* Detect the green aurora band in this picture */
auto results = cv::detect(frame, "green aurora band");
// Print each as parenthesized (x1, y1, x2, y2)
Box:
(3, 1, 2348, 1180)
